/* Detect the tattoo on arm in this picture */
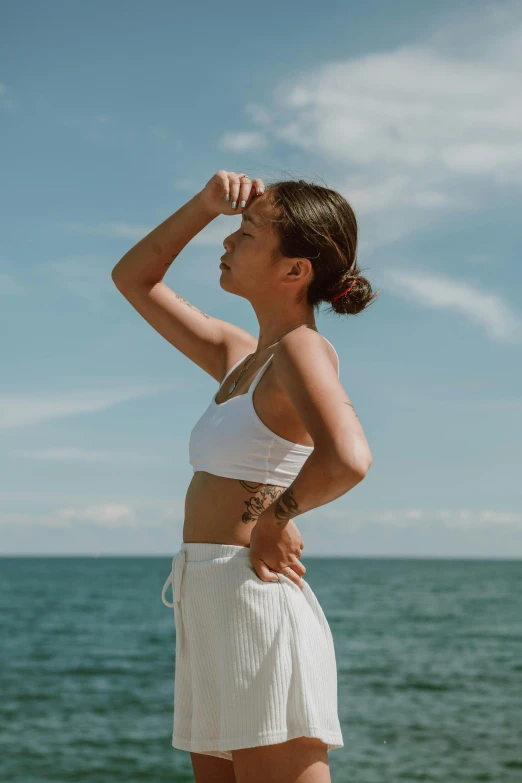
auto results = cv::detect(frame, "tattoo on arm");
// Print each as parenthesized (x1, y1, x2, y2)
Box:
(343, 400, 359, 419)
(273, 486, 301, 526)
(164, 252, 180, 269)
(173, 291, 211, 319)
(150, 240, 179, 270)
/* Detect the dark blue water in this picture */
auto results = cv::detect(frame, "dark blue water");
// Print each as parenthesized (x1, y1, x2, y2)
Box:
(1, 557, 521, 782)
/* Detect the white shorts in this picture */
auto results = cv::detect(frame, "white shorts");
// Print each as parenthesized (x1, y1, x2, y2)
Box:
(161, 542, 344, 761)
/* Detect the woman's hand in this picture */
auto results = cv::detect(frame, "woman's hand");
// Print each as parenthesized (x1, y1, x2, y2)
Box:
(249, 514, 306, 590)
(198, 170, 266, 217)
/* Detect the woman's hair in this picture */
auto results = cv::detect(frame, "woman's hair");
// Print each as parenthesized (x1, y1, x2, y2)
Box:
(262, 179, 380, 316)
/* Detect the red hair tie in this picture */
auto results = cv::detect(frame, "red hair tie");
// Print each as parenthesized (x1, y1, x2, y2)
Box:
(331, 280, 356, 303)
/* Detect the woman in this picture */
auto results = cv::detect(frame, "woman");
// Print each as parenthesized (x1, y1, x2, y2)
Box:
(111, 171, 377, 783)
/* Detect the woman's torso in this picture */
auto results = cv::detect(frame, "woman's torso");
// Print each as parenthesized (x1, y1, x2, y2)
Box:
(183, 329, 338, 545)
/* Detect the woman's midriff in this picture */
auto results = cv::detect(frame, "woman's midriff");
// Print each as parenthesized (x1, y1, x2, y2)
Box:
(182, 471, 288, 545)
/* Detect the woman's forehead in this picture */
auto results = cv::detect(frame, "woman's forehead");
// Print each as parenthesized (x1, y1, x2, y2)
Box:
(243, 200, 272, 229)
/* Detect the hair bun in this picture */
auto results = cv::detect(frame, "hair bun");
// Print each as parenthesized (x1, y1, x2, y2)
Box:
(262, 177, 380, 316)
(331, 277, 357, 303)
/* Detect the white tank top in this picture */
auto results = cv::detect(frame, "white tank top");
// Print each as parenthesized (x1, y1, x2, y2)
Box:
(188, 335, 339, 487)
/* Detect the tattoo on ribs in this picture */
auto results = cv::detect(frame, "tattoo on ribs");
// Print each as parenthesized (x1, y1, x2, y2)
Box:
(238, 480, 284, 524)
(173, 291, 211, 319)
(273, 486, 301, 526)
(343, 400, 359, 418)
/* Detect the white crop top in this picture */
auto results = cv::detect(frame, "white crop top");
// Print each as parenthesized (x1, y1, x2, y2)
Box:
(188, 335, 339, 487)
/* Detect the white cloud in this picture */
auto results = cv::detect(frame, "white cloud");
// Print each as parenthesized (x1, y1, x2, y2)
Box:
(321, 507, 522, 530)
(0, 511, 71, 529)
(58, 503, 137, 527)
(435, 508, 522, 529)
(58, 222, 153, 240)
(57, 5, 522, 260)
(384, 268, 522, 343)
(0, 498, 182, 529)
(208, 3, 522, 250)
(0, 489, 184, 508)
(0, 505, 138, 529)
(244, 103, 273, 126)
(269, 42, 522, 184)
(218, 131, 268, 153)
(2, 504, 520, 532)
(0, 271, 24, 294)
(58, 214, 241, 249)
(14, 447, 155, 463)
(0, 382, 178, 430)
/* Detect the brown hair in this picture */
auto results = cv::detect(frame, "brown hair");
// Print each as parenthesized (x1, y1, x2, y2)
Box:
(262, 179, 380, 316)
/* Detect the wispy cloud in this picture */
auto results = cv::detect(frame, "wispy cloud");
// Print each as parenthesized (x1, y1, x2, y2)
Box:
(57, 214, 240, 249)
(217, 3, 522, 249)
(54, 5, 522, 259)
(321, 507, 522, 532)
(384, 268, 522, 343)
(14, 447, 155, 463)
(0, 500, 181, 529)
(58, 221, 153, 240)
(2, 505, 520, 532)
(0, 382, 178, 431)
(434, 508, 522, 529)
(58, 503, 137, 527)
(0, 505, 139, 529)
(244, 102, 273, 126)
(219, 131, 268, 153)
(0, 271, 24, 295)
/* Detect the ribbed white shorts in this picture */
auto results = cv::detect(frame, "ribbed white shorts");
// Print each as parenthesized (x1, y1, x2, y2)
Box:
(161, 542, 344, 761)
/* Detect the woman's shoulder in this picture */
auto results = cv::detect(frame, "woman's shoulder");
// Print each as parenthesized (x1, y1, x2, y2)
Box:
(275, 328, 339, 377)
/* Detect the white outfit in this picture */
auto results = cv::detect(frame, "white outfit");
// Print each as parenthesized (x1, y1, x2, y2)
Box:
(189, 335, 339, 487)
(161, 331, 343, 759)
(161, 542, 344, 760)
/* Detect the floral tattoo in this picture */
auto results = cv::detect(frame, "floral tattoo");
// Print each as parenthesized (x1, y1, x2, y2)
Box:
(239, 480, 285, 524)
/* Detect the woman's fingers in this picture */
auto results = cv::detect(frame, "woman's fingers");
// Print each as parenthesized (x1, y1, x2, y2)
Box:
(245, 177, 265, 209)
(290, 555, 306, 577)
(282, 566, 305, 589)
(236, 173, 252, 209)
(253, 560, 305, 590)
(228, 172, 265, 210)
(227, 172, 241, 209)
(254, 560, 280, 583)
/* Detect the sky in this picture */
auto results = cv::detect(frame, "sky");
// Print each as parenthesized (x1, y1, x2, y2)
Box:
(1, 0, 521, 557)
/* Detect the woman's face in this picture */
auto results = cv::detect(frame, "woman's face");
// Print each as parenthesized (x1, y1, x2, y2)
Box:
(220, 200, 280, 300)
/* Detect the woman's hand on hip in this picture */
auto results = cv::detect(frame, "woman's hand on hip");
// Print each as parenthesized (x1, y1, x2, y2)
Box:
(249, 514, 306, 590)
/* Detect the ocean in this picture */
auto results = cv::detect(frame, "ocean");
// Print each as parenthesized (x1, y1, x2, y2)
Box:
(1, 556, 520, 782)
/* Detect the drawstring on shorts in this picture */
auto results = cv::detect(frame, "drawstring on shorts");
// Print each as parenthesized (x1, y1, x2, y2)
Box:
(161, 549, 186, 649)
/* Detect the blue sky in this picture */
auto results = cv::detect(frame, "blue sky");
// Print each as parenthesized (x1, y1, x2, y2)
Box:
(1, 0, 521, 557)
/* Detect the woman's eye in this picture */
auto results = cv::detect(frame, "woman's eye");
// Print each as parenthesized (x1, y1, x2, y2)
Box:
(241, 231, 251, 237)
